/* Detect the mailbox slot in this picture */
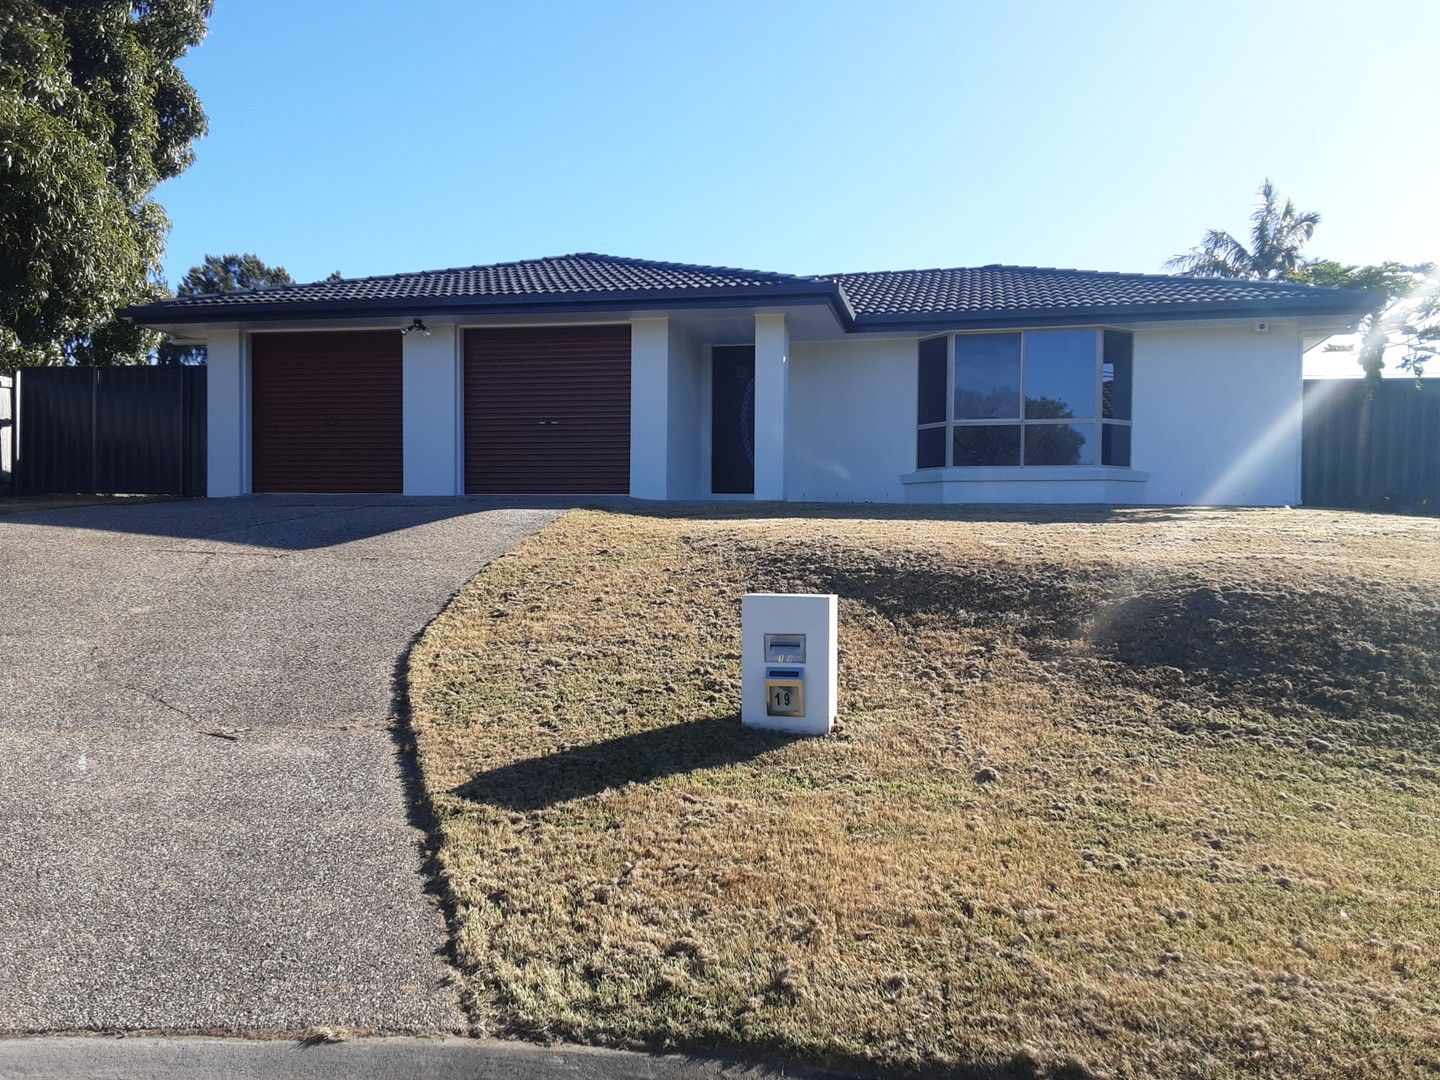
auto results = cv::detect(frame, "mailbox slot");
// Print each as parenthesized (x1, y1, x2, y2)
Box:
(764, 634, 807, 664)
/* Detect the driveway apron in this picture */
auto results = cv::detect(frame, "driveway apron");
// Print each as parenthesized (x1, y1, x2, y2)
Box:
(0, 497, 559, 1033)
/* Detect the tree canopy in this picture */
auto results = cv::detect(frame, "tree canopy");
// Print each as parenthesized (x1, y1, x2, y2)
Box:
(1290, 260, 1439, 379)
(157, 253, 294, 364)
(176, 253, 294, 297)
(0, 1, 213, 371)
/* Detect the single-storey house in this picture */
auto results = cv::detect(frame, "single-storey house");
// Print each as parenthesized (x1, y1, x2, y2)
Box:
(121, 253, 1378, 505)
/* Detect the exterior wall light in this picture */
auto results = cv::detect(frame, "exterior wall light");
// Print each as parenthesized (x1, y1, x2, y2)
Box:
(402, 318, 432, 337)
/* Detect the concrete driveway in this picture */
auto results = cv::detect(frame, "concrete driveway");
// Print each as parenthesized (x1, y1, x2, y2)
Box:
(0, 496, 561, 1034)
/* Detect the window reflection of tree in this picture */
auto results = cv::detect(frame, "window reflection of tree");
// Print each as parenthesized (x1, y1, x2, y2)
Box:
(1024, 395, 1077, 420)
(1024, 422, 1086, 466)
(954, 388, 1021, 418)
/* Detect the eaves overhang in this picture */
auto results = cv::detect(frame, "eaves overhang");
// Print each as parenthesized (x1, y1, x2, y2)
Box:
(121, 282, 860, 330)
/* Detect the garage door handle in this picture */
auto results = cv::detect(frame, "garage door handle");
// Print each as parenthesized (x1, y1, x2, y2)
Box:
(538, 420, 560, 426)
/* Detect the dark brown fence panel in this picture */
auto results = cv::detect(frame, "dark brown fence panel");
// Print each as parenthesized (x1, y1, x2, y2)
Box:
(1302, 378, 1440, 514)
(14, 366, 206, 496)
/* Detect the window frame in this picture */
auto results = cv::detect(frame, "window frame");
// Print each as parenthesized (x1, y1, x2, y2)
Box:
(916, 327, 1133, 469)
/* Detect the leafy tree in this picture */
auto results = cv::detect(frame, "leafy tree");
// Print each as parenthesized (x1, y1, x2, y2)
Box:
(1290, 261, 1439, 379)
(1165, 179, 1320, 280)
(0, 1, 212, 372)
(157, 254, 293, 364)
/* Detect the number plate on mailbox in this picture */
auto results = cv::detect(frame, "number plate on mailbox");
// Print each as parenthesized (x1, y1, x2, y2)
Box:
(765, 678, 805, 718)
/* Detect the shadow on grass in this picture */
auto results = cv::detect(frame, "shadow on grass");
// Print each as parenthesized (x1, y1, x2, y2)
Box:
(453, 716, 799, 812)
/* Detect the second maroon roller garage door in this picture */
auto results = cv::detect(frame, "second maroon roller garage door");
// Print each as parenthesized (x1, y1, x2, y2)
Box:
(464, 325, 631, 494)
(250, 330, 402, 493)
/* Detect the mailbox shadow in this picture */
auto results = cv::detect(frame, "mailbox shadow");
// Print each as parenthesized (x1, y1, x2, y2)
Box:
(452, 716, 799, 812)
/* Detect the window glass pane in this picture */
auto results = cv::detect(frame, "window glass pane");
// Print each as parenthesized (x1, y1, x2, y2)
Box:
(1024, 423, 1096, 466)
(1103, 330, 1133, 420)
(953, 334, 1021, 419)
(1024, 330, 1097, 420)
(917, 337, 948, 424)
(954, 424, 1021, 466)
(1102, 423, 1131, 467)
(917, 426, 946, 468)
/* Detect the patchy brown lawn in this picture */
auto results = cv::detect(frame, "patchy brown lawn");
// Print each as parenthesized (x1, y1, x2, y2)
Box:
(408, 505, 1440, 1079)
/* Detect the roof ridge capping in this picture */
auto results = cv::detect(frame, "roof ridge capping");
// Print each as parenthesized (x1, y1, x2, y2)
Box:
(567, 252, 827, 285)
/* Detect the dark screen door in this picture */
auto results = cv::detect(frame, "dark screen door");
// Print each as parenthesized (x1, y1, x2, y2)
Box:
(711, 345, 755, 494)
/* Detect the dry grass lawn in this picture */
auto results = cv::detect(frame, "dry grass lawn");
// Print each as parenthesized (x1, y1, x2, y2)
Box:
(408, 505, 1440, 1079)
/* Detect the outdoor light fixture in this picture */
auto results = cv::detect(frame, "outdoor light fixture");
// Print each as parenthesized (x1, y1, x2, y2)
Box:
(401, 318, 431, 337)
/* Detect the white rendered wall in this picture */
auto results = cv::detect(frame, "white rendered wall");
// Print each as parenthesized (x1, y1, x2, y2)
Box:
(1130, 323, 1303, 505)
(786, 337, 915, 502)
(190, 315, 1304, 507)
(753, 314, 789, 501)
(665, 323, 704, 499)
(402, 323, 459, 495)
(630, 317, 669, 499)
(789, 324, 1303, 506)
(205, 330, 247, 496)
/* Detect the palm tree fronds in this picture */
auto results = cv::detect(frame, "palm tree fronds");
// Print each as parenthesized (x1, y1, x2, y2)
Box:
(1164, 229, 1255, 277)
(1169, 179, 1321, 280)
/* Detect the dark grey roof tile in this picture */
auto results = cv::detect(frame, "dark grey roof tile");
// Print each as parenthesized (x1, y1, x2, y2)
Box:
(826, 263, 1370, 319)
(124, 253, 1380, 326)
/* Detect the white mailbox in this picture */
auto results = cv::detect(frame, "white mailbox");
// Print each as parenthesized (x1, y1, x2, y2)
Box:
(741, 593, 837, 735)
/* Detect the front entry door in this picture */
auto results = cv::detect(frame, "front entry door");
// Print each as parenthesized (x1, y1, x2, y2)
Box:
(711, 345, 755, 494)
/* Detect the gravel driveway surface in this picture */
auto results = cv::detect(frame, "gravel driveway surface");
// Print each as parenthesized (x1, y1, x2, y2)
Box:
(0, 496, 560, 1034)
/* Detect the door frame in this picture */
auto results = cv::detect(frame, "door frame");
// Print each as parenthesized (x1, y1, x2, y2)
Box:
(707, 343, 757, 497)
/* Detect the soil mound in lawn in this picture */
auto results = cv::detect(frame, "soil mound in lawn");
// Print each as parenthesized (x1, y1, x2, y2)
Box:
(739, 536, 1439, 747)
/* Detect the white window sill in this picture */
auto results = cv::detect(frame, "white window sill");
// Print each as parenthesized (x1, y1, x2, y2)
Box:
(901, 466, 1150, 485)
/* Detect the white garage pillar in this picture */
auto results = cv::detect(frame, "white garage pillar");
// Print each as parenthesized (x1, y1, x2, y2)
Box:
(206, 329, 248, 497)
(630, 317, 670, 500)
(402, 323, 461, 495)
(753, 313, 789, 501)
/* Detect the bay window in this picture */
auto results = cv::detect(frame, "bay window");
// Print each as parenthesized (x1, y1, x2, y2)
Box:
(916, 329, 1133, 468)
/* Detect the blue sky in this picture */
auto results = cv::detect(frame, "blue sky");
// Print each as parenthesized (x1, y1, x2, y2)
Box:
(159, 0, 1439, 287)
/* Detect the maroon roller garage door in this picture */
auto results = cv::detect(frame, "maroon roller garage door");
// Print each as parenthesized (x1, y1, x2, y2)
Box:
(250, 330, 402, 493)
(464, 325, 631, 494)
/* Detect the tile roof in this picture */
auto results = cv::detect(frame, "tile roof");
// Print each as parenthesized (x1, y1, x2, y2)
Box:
(137, 253, 825, 310)
(123, 253, 1380, 329)
(826, 264, 1382, 324)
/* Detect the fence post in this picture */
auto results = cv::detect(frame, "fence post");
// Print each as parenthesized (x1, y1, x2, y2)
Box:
(0, 374, 12, 495)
